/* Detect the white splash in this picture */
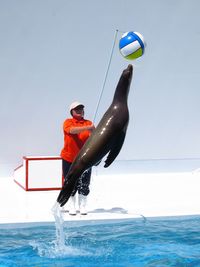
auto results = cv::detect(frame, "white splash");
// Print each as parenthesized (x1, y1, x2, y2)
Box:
(30, 202, 90, 258)
(51, 202, 65, 251)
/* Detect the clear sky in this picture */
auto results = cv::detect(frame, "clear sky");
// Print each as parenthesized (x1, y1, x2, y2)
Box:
(1, 0, 200, 176)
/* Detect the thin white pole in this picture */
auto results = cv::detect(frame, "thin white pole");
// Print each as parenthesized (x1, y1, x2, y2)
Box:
(93, 29, 119, 123)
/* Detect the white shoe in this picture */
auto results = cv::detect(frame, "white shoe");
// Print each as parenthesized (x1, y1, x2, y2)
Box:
(69, 196, 77, 215)
(78, 194, 87, 215)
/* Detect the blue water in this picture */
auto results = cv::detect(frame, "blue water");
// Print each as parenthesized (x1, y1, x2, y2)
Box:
(0, 216, 200, 267)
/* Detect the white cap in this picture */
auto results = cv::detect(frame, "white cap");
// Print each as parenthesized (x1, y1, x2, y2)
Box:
(69, 101, 84, 112)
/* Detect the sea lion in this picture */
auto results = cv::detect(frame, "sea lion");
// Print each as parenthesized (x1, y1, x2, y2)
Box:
(57, 64, 133, 207)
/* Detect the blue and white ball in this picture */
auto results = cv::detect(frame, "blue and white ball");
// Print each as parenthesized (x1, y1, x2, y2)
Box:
(119, 31, 146, 60)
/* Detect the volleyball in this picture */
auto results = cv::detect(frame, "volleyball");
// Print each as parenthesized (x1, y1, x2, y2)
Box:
(119, 31, 146, 60)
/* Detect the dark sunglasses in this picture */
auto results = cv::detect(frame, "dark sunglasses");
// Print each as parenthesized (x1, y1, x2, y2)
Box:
(74, 106, 84, 112)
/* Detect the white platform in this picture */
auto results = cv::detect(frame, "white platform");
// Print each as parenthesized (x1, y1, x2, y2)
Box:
(1, 170, 200, 225)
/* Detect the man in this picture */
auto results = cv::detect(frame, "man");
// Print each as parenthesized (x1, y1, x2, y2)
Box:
(60, 101, 94, 215)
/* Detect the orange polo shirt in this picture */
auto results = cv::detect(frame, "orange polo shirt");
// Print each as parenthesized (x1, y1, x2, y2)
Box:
(60, 117, 93, 163)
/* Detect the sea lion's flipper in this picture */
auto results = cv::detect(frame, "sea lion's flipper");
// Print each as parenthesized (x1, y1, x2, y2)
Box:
(104, 131, 126, 168)
(57, 176, 78, 207)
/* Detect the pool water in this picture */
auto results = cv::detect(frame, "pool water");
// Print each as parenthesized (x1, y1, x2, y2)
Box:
(0, 216, 200, 267)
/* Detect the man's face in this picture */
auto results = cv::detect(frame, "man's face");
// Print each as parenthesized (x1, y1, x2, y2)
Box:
(72, 106, 84, 119)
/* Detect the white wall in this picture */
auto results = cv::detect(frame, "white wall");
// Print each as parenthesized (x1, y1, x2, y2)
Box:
(1, 0, 200, 176)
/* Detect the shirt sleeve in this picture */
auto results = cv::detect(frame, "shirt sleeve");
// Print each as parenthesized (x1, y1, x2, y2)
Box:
(63, 119, 73, 134)
(85, 120, 93, 126)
